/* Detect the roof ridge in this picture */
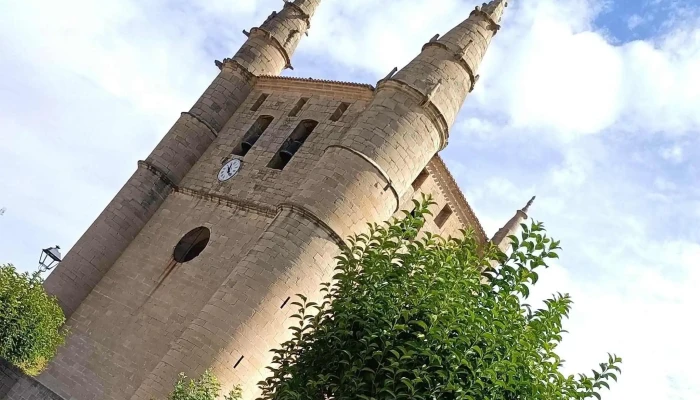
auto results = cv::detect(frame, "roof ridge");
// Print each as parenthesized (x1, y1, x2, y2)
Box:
(257, 75, 375, 90)
(428, 155, 487, 244)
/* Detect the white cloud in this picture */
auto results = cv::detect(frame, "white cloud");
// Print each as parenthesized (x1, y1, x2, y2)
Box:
(627, 14, 646, 30)
(528, 239, 700, 400)
(303, 0, 700, 139)
(1, 0, 699, 399)
(660, 144, 685, 163)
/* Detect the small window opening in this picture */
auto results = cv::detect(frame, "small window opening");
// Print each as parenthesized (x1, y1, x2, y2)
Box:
(281, 297, 291, 309)
(434, 205, 453, 229)
(329, 102, 350, 122)
(268, 119, 319, 170)
(250, 93, 269, 111)
(289, 97, 309, 117)
(411, 169, 429, 191)
(234, 356, 244, 369)
(173, 227, 211, 263)
(232, 115, 274, 156)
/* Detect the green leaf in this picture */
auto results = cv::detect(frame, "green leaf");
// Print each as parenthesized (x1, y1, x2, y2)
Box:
(250, 204, 620, 400)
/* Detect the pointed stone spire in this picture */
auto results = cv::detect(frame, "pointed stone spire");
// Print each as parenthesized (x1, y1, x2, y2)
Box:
(386, 0, 510, 150)
(491, 196, 535, 252)
(481, 0, 510, 24)
(223, 0, 322, 76)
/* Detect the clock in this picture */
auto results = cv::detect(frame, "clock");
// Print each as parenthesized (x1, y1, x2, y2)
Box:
(218, 159, 241, 182)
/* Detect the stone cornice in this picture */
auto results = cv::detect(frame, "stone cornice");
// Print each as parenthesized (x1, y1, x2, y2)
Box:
(326, 145, 400, 213)
(427, 156, 488, 245)
(214, 58, 256, 82)
(420, 40, 480, 93)
(376, 78, 449, 151)
(180, 112, 218, 139)
(278, 202, 348, 250)
(255, 75, 375, 101)
(283, 1, 311, 30)
(249, 27, 293, 70)
(470, 7, 502, 34)
(138, 160, 176, 188)
(173, 187, 278, 218)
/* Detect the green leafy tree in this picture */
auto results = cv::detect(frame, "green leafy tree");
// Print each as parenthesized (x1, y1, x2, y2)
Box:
(259, 197, 621, 400)
(0, 264, 66, 375)
(166, 370, 242, 400)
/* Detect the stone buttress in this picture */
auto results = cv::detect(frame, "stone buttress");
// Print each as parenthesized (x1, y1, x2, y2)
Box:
(130, 1, 509, 399)
(7, 1, 321, 400)
(43, 0, 320, 319)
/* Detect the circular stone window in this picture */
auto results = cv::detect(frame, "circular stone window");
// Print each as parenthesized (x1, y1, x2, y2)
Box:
(173, 227, 211, 263)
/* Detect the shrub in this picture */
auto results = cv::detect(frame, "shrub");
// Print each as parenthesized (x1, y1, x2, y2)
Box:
(167, 369, 242, 400)
(259, 196, 621, 400)
(0, 264, 66, 375)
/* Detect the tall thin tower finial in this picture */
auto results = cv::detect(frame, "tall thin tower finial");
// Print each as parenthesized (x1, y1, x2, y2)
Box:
(491, 195, 536, 251)
(522, 196, 536, 214)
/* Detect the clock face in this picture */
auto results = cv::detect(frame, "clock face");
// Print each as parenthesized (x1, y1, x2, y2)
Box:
(218, 159, 241, 182)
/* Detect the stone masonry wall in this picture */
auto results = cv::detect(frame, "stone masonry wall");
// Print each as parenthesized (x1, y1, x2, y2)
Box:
(28, 194, 271, 400)
(1, 360, 63, 400)
(6, 77, 485, 400)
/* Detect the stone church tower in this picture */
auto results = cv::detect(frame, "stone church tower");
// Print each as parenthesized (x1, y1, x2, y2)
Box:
(1, 1, 517, 399)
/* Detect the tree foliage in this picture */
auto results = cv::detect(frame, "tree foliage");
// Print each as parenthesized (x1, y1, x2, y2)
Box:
(0, 264, 66, 375)
(259, 196, 621, 399)
(166, 370, 241, 400)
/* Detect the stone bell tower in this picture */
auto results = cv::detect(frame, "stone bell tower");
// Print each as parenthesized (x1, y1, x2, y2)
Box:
(0, 1, 511, 399)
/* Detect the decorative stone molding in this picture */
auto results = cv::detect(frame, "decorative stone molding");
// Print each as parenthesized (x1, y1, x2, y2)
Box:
(378, 67, 398, 85)
(422, 39, 481, 93)
(427, 156, 488, 244)
(249, 27, 293, 71)
(283, 0, 312, 30)
(421, 79, 443, 108)
(174, 186, 278, 218)
(470, 6, 502, 34)
(325, 145, 401, 213)
(180, 112, 218, 139)
(214, 58, 256, 82)
(285, 29, 300, 46)
(138, 160, 176, 188)
(277, 202, 348, 249)
(263, 11, 277, 25)
(377, 78, 449, 151)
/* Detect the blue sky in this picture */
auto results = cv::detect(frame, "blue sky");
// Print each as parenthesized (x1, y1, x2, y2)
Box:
(1, 0, 699, 398)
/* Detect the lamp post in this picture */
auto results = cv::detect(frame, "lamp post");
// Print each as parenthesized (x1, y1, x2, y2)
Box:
(38, 246, 62, 274)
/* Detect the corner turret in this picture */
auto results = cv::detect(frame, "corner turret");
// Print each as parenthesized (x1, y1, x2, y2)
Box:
(219, 0, 321, 75)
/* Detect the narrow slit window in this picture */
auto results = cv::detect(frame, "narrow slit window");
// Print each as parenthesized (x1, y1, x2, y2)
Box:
(289, 97, 309, 117)
(411, 169, 429, 191)
(250, 93, 269, 111)
(268, 119, 319, 170)
(434, 205, 453, 229)
(329, 102, 350, 122)
(234, 356, 244, 369)
(280, 297, 291, 309)
(232, 115, 274, 157)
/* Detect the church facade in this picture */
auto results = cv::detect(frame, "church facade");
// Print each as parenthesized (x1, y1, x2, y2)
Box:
(0, 1, 527, 399)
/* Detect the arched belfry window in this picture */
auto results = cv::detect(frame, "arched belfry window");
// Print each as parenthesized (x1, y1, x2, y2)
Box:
(232, 115, 274, 157)
(173, 227, 210, 263)
(268, 119, 319, 170)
